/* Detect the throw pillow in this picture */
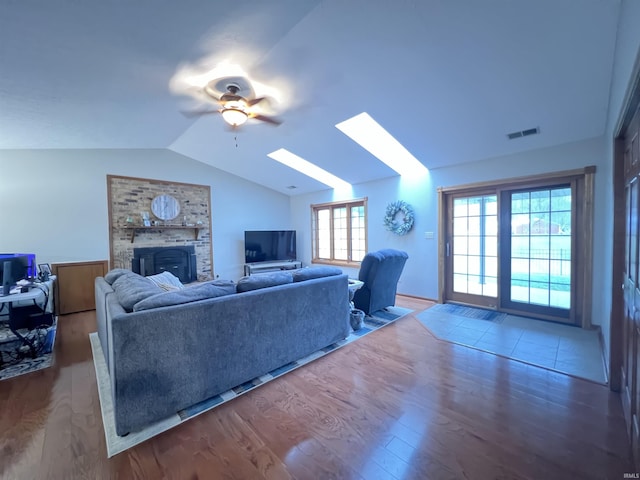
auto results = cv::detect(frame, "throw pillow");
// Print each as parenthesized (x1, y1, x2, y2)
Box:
(112, 272, 163, 312)
(146, 271, 184, 291)
(291, 266, 343, 282)
(236, 272, 293, 293)
(133, 281, 236, 311)
(104, 268, 133, 285)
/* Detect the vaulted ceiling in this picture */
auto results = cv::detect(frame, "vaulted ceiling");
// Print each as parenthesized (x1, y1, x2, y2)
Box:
(0, 0, 621, 195)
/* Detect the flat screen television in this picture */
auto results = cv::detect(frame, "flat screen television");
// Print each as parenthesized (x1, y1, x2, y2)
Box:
(244, 230, 296, 264)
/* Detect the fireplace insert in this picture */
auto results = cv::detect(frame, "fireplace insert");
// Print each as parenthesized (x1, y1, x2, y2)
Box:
(132, 246, 197, 283)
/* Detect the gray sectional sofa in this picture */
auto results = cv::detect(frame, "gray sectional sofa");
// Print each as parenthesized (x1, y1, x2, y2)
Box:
(95, 268, 350, 436)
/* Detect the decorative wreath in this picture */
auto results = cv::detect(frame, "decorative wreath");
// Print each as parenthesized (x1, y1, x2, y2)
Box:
(384, 200, 415, 235)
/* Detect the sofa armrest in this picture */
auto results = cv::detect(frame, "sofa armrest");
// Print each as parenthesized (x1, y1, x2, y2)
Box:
(95, 277, 115, 368)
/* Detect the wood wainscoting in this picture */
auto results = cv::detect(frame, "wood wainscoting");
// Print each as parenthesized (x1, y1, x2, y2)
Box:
(51, 260, 108, 315)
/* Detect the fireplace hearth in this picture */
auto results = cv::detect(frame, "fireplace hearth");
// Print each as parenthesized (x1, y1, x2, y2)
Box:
(132, 246, 197, 283)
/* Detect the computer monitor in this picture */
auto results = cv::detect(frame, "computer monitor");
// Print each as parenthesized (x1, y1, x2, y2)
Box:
(0, 254, 32, 296)
(0, 253, 36, 278)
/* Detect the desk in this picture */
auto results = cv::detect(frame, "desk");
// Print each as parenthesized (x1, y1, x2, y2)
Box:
(0, 278, 55, 358)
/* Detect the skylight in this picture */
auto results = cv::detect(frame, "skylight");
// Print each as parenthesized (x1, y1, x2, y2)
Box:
(267, 148, 351, 190)
(335, 112, 428, 176)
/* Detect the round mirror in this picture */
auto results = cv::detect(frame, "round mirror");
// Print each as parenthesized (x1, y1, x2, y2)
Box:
(151, 194, 180, 220)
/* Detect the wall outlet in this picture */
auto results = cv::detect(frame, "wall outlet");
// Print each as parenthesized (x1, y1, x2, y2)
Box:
(424, 231, 434, 239)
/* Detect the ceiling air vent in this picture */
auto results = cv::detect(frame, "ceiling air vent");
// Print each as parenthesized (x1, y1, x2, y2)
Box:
(507, 127, 539, 140)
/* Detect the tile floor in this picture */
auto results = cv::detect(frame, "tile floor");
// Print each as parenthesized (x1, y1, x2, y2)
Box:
(416, 309, 607, 384)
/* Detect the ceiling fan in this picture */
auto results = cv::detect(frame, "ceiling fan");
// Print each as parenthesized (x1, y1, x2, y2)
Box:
(184, 83, 282, 127)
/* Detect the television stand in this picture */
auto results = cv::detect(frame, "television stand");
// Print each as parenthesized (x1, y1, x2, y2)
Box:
(244, 260, 302, 276)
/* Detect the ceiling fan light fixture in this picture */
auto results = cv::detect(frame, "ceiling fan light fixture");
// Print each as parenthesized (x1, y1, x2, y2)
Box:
(221, 107, 248, 126)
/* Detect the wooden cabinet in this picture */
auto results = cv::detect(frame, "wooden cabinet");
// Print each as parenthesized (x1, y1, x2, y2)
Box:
(51, 260, 108, 315)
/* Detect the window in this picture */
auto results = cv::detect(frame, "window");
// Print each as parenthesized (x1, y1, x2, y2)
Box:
(312, 198, 367, 266)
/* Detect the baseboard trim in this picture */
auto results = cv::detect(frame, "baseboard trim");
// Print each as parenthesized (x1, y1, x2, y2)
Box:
(397, 293, 437, 302)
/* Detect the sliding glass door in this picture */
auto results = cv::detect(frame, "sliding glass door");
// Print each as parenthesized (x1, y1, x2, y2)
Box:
(500, 186, 572, 319)
(446, 193, 498, 307)
(441, 171, 591, 326)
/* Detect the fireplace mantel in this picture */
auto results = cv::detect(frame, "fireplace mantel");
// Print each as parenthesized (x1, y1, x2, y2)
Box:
(123, 225, 204, 243)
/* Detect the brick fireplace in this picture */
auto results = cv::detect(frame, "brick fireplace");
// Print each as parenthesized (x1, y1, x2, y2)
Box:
(107, 175, 213, 280)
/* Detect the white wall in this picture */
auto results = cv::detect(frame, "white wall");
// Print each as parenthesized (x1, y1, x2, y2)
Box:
(0, 149, 291, 280)
(290, 135, 607, 312)
(290, 172, 439, 294)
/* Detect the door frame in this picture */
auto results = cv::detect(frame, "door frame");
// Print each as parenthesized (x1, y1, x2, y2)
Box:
(611, 49, 640, 393)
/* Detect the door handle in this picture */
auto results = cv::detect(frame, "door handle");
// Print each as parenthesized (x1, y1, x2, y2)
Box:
(446, 242, 450, 257)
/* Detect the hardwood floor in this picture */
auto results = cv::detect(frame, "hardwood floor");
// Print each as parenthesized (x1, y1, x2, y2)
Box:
(0, 296, 633, 479)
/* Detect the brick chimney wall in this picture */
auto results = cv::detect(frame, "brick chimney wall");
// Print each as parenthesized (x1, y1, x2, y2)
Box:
(108, 175, 213, 281)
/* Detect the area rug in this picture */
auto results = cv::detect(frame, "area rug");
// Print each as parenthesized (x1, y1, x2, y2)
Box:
(90, 306, 413, 457)
(0, 318, 57, 381)
(426, 303, 507, 322)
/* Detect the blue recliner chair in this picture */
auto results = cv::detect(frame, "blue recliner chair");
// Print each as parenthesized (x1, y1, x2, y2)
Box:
(353, 249, 408, 315)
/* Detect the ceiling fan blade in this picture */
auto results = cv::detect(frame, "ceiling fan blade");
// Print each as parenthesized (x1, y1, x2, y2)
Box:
(251, 114, 282, 125)
(181, 109, 220, 118)
(247, 96, 267, 107)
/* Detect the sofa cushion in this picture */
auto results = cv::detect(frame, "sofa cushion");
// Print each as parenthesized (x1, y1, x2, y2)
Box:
(236, 272, 293, 293)
(146, 271, 184, 291)
(292, 266, 342, 282)
(112, 272, 163, 312)
(198, 279, 236, 289)
(133, 280, 236, 311)
(104, 268, 133, 285)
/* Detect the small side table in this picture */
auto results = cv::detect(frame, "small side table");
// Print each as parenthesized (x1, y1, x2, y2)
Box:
(348, 279, 365, 330)
(348, 279, 364, 309)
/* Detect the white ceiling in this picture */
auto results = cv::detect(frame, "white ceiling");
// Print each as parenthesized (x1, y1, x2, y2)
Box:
(0, 0, 621, 195)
